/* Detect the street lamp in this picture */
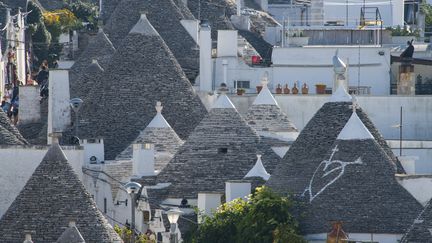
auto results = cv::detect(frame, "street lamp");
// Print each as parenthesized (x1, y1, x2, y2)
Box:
(167, 208, 182, 243)
(125, 181, 142, 243)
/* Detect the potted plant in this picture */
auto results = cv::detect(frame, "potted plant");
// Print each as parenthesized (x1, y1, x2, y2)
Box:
(315, 83, 327, 94)
(237, 88, 246, 95)
(388, 25, 419, 44)
(289, 30, 310, 46)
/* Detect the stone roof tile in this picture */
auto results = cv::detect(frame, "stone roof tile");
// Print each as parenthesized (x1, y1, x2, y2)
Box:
(78, 15, 206, 160)
(0, 143, 122, 242)
(105, 0, 199, 72)
(0, 109, 28, 145)
(300, 138, 422, 234)
(266, 102, 406, 196)
(69, 29, 115, 91)
(156, 95, 281, 198)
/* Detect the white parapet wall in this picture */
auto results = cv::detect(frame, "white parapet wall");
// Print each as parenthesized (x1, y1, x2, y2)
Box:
(229, 95, 432, 142)
(0, 145, 84, 217)
(19, 85, 41, 124)
(180, 19, 199, 44)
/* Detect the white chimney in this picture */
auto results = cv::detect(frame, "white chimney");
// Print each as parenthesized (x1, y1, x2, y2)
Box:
(199, 22, 213, 92)
(217, 30, 238, 57)
(72, 31, 79, 52)
(236, 0, 242, 16)
(132, 143, 155, 177)
(225, 180, 251, 203)
(398, 156, 419, 175)
(82, 138, 105, 164)
(197, 192, 223, 223)
(47, 69, 71, 144)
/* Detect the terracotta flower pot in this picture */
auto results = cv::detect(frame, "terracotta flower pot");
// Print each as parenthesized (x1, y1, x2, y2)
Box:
(276, 84, 282, 94)
(292, 83, 299, 94)
(283, 84, 290, 94)
(315, 84, 327, 94)
(302, 83, 309, 94)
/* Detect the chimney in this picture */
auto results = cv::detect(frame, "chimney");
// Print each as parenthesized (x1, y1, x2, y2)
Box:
(199, 21, 213, 92)
(82, 138, 105, 164)
(398, 156, 419, 175)
(47, 69, 71, 144)
(132, 143, 155, 177)
(217, 30, 238, 57)
(197, 192, 223, 223)
(225, 180, 251, 203)
(236, 0, 241, 16)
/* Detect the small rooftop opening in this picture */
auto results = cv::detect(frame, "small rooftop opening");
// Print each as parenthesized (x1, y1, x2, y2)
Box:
(218, 148, 228, 154)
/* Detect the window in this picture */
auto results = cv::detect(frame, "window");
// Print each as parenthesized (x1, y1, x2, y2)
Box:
(235, 80, 250, 89)
(218, 148, 228, 154)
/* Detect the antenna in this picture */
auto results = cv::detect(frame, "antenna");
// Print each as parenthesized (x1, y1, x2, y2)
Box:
(357, 41, 361, 95)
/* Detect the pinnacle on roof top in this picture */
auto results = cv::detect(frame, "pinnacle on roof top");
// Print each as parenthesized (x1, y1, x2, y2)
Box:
(337, 96, 374, 140)
(252, 72, 279, 106)
(244, 154, 271, 180)
(333, 49, 347, 75)
(212, 93, 236, 109)
(147, 101, 171, 128)
(56, 221, 85, 243)
(129, 13, 159, 36)
(329, 85, 352, 103)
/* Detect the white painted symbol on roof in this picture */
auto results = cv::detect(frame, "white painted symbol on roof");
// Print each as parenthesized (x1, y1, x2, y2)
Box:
(303, 144, 363, 203)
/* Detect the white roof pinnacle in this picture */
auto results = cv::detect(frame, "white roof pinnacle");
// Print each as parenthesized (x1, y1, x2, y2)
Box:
(212, 93, 236, 109)
(337, 111, 374, 140)
(130, 14, 158, 36)
(329, 85, 352, 102)
(147, 101, 171, 128)
(244, 154, 271, 180)
(252, 74, 279, 106)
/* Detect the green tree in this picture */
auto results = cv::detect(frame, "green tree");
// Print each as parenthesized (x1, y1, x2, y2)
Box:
(113, 225, 155, 243)
(66, 1, 99, 31)
(191, 186, 305, 243)
(421, 3, 432, 26)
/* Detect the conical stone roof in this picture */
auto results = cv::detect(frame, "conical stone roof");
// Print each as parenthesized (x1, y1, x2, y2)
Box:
(69, 29, 115, 87)
(79, 15, 206, 159)
(70, 59, 104, 99)
(104, 0, 199, 72)
(116, 102, 184, 172)
(0, 143, 122, 242)
(299, 113, 422, 234)
(0, 109, 28, 145)
(401, 200, 432, 243)
(266, 101, 405, 196)
(245, 83, 298, 141)
(156, 94, 281, 198)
